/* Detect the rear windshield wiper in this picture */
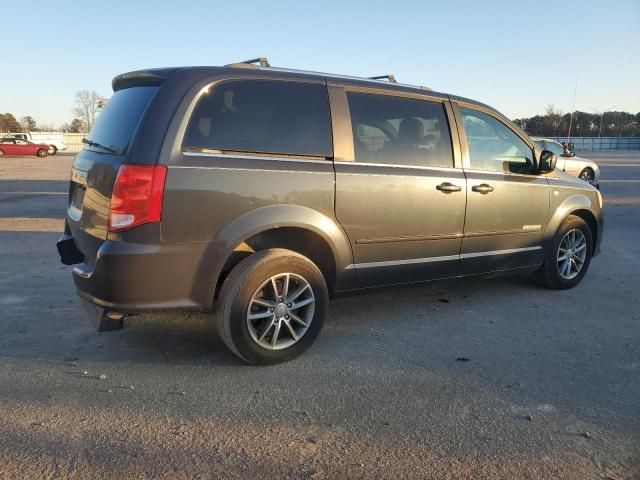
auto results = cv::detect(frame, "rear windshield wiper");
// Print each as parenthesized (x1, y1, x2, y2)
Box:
(82, 138, 118, 154)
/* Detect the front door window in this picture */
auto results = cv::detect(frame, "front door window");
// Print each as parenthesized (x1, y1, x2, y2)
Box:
(461, 108, 535, 175)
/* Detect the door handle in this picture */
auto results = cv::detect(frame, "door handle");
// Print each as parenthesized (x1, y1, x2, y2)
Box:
(471, 184, 494, 194)
(436, 182, 462, 193)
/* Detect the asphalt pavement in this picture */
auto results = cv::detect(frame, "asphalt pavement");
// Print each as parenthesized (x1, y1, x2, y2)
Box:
(0, 152, 638, 479)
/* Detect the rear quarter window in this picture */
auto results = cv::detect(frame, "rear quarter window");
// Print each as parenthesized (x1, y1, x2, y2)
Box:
(183, 80, 333, 158)
(85, 86, 158, 155)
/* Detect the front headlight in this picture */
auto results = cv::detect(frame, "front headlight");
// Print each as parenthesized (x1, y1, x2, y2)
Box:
(597, 189, 603, 209)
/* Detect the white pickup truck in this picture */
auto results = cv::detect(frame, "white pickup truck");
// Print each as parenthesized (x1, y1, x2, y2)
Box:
(1, 132, 67, 154)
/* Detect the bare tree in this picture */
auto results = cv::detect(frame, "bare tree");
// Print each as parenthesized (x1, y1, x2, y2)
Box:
(72, 90, 101, 132)
(20, 115, 37, 132)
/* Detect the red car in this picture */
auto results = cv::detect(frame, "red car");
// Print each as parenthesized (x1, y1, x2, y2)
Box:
(0, 138, 50, 157)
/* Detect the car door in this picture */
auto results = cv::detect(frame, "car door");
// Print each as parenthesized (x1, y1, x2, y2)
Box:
(16, 139, 36, 155)
(454, 102, 550, 274)
(331, 85, 466, 287)
(1, 139, 19, 155)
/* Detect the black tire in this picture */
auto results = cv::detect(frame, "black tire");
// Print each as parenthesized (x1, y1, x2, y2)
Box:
(0, 149, 4, 157)
(535, 215, 593, 289)
(217, 248, 329, 365)
(36, 148, 48, 158)
(579, 167, 594, 183)
(49, 145, 58, 155)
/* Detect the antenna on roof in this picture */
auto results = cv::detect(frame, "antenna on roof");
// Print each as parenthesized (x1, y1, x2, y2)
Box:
(369, 75, 397, 83)
(235, 57, 271, 67)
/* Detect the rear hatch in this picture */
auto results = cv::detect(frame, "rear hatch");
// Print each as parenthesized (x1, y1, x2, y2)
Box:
(67, 86, 158, 263)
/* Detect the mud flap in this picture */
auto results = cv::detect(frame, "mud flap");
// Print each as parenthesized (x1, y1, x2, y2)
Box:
(80, 298, 124, 332)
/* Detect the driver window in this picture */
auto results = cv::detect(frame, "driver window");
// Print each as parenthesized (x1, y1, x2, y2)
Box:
(461, 108, 534, 174)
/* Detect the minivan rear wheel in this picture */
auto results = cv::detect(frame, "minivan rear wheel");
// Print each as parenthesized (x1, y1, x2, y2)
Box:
(535, 215, 593, 289)
(217, 248, 328, 364)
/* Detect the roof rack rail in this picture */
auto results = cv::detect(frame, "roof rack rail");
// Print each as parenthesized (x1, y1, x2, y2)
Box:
(233, 57, 271, 67)
(368, 75, 397, 83)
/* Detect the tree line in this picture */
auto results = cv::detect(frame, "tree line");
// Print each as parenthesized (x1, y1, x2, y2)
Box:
(3, 96, 639, 138)
(514, 105, 640, 138)
(0, 90, 104, 133)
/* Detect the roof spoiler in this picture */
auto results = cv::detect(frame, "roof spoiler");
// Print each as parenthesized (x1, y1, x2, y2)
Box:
(112, 68, 181, 91)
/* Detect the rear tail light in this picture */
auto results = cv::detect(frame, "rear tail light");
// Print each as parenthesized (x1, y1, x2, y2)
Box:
(108, 164, 167, 232)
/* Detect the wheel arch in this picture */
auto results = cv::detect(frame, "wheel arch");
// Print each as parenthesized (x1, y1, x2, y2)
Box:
(203, 205, 354, 306)
(545, 193, 599, 254)
(569, 209, 598, 253)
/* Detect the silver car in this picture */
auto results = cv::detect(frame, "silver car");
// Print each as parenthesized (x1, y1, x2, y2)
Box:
(532, 138, 600, 186)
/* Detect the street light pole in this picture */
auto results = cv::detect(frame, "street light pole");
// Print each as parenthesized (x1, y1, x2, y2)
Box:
(590, 108, 603, 137)
(590, 106, 616, 138)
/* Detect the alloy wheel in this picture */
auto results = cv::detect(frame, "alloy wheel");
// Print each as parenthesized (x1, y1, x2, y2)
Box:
(246, 273, 315, 350)
(557, 229, 587, 279)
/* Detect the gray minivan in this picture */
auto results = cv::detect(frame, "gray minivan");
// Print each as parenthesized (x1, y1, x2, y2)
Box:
(57, 59, 604, 364)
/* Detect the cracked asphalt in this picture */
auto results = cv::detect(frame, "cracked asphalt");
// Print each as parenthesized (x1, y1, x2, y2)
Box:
(0, 152, 638, 479)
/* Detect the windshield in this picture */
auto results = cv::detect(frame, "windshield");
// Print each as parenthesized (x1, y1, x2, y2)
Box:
(545, 141, 566, 156)
(84, 86, 158, 155)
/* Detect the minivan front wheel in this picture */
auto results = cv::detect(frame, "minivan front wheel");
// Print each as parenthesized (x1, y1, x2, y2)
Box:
(536, 215, 593, 289)
(217, 249, 328, 364)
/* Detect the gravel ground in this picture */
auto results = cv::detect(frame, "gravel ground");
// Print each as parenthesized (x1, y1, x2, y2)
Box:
(0, 153, 638, 479)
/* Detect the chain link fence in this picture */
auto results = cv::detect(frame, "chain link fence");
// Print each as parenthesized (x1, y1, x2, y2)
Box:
(63, 133, 85, 153)
(548, 137, 640, 150)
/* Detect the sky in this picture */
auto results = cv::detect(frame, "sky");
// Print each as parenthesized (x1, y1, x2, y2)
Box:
(1, 0, 638, 128)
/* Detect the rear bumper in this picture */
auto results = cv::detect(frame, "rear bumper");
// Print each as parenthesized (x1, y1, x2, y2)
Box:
(72, 240, 208, 313)
(58, 229, 218, 314)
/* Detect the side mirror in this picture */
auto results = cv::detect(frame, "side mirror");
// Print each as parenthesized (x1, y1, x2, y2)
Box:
(538, 150, 557, 173)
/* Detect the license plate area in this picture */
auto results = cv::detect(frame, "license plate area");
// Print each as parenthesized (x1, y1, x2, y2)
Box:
(68, 182, 86, 221)
(71, 183, 86, 209)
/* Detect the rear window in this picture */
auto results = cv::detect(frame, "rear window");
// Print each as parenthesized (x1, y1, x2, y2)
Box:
(183, 80, 332, 158)
(84, 86, 158, 155)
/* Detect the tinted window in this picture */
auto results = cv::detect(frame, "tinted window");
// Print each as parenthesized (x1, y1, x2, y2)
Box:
(461, 108, 534, 174)
(347, 93, 453, 168)
(183, 80, 332, 157)
(85, 86, 158, 155)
